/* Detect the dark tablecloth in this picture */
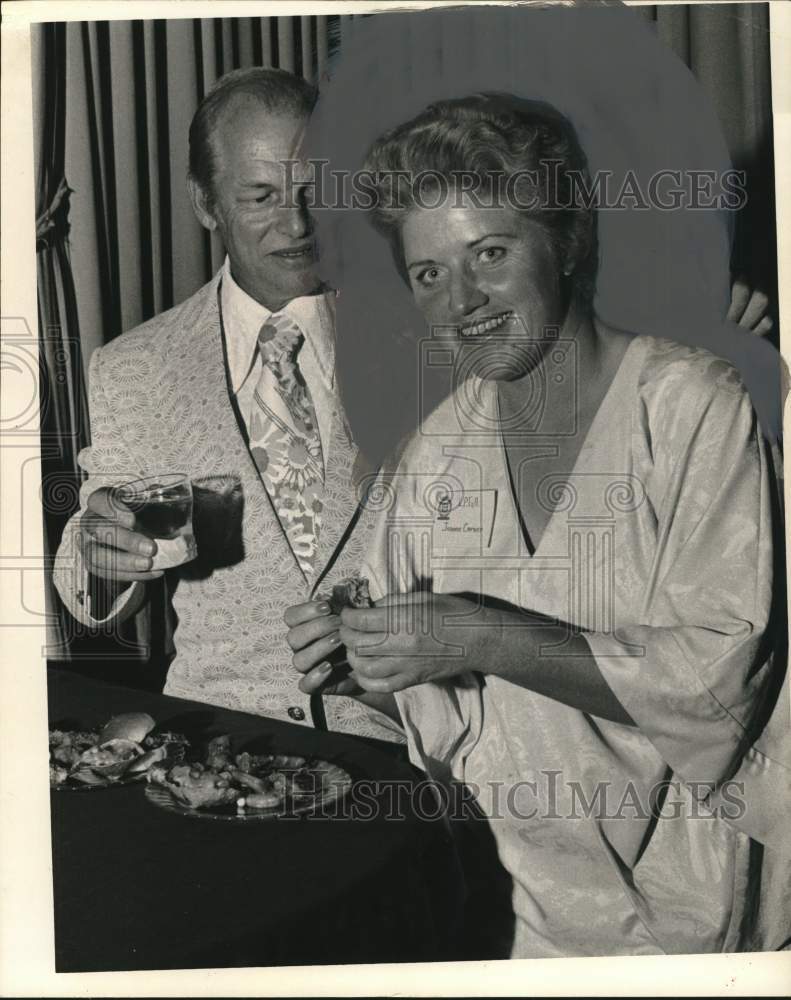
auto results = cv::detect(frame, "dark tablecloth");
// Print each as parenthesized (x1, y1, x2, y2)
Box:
(48, 668, 462, 971)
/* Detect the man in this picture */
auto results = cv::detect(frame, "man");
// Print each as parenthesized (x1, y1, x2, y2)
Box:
(53, 67, 400, 742)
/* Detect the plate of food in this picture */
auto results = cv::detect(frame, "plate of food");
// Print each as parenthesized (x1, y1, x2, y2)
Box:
(49, 712, 189, 789)
(144, 734, 352, 820)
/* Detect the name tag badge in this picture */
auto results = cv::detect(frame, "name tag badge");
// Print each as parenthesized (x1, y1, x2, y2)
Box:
(431, 488, 499, 548)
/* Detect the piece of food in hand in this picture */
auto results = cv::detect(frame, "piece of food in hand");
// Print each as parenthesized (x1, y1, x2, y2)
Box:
(317, 574, 373, 615)
(99, 711, 156, 744)
(313, 576, 372, 688)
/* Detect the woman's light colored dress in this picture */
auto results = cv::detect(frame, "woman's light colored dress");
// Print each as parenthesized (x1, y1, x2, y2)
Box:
(361, 334, 787, 956)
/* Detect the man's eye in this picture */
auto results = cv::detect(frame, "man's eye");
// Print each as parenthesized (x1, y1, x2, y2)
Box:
(478, 246, 506, 264)
(254, 191, 276, 204)
(416, 267, 442, 287)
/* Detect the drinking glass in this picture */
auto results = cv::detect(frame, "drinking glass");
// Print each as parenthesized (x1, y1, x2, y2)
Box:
(118, 474, 197, 570)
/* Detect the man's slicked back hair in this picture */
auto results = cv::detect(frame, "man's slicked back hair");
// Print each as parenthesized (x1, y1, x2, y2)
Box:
(189, 67, 317, 196)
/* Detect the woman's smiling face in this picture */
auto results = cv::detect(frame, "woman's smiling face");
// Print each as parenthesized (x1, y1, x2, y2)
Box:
(401, 197, 567, 380)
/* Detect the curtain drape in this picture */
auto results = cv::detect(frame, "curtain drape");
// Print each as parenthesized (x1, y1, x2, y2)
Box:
(640, 2, 776, 307)
(33, 23, 90, 661)
(34, 6, 777, 674)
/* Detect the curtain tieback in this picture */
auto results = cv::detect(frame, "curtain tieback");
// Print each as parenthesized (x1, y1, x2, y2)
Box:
(36, 177, 72, 247)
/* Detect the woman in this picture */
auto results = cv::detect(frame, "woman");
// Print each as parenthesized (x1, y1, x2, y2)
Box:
(285, 95, 786, 957)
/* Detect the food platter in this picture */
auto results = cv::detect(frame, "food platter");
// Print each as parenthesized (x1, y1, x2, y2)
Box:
(49, 714, 190, 790)
(49, 714, 354, 818)
(144, 757, 353, 821)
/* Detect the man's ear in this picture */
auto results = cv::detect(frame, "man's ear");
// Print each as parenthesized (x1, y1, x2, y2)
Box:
(188, 176, 218, 232)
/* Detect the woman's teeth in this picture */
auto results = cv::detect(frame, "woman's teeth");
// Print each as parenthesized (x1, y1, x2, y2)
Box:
(459, 312, 514, 339)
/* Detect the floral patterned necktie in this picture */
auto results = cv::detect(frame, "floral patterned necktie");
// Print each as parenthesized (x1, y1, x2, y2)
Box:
(248, 313, 325, 576)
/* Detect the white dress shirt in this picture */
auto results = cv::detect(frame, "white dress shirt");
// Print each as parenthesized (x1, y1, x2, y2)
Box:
(220, 256, 338, 459)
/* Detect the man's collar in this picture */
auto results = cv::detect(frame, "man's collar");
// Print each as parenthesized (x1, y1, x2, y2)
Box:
(220, 256, 336, 392)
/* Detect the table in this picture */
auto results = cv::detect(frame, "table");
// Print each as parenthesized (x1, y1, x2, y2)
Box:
(48, 668, 463, 971)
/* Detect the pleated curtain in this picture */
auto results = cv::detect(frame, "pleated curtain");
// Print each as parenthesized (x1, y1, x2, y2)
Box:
(34, 22, 91, 663)
(641, 3, 775, 295)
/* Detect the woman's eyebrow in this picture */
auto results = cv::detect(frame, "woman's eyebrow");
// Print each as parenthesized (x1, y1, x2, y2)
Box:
(468, 232, 518, 246)
(407, 232, 519, 269)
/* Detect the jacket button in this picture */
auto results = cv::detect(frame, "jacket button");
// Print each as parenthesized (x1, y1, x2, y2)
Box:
(287, 706, 306, 721)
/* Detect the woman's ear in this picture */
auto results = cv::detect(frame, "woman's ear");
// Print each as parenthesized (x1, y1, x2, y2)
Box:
(564, 211, 595, 276)
(187, 176, 218, 232)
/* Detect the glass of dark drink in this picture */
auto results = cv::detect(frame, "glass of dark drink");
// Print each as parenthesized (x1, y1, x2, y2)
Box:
(118, 474, 197, 570)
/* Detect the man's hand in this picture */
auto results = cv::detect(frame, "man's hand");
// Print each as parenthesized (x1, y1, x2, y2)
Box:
(339, 592, 491, 694)
(728, 276, 774, 336)
(284, 600, 362, 696)
(78, 486, 163, 582)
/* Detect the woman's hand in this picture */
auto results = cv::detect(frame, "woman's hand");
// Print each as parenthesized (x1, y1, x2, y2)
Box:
(339, 592, 634, 724)
(284, 600, 362, 696)
(728, 276, 774, 336)
(339, 592, 495, 694)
